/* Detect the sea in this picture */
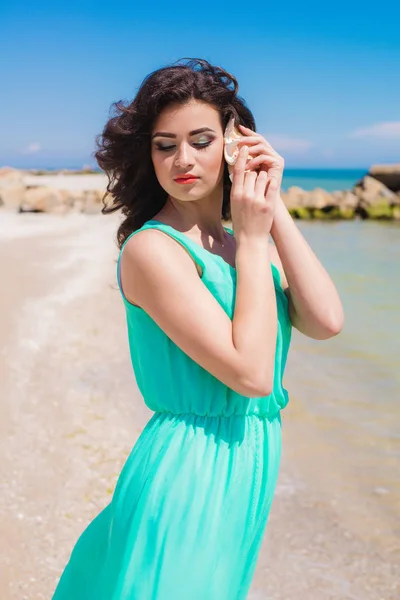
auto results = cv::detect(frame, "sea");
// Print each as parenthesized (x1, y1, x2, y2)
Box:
(284, 219, 399, 517)
(281, 168, 368, 192)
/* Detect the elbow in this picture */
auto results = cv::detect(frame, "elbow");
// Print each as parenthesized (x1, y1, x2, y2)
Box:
(328, 320, 344, 337)
(314, 314, 344, 340)
(324, 308, 345, 338)
(290, 297, 344, 340)
(254, 382, 273, 397)
(237, 371, 274, 398)
(326, 299, 345, 335)
(296, 306, 345, 340)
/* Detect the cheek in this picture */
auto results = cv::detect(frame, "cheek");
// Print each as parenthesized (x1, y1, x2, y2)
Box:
(151, 151, 168, 178)
(207, 144, 225, 177)
(198, 143, 222, 170)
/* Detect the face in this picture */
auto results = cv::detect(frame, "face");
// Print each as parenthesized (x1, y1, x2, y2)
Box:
(150, 100, 225, 203)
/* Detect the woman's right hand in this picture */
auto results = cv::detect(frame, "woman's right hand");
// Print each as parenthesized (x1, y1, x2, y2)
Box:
(230, 145, 278, 239)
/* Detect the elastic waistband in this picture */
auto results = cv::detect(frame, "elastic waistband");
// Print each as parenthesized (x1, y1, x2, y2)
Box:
(154, 410, 281, 422)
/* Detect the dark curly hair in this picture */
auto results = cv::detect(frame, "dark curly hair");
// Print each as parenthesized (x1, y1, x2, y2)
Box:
(94, 57, 257, 248)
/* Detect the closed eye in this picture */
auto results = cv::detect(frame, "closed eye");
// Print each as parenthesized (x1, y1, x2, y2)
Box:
(155, 141, 212, 152)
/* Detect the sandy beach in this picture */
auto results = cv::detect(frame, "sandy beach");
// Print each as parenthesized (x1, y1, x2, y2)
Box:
(0, 210, 399, 600)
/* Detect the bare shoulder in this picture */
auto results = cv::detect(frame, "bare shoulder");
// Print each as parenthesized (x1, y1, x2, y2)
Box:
(122, 227, 195, 268)
(120, 228, 200, 305)
(268, 241, 289, 291)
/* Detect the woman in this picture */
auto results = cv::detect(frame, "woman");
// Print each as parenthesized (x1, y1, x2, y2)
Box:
(52, 58, 344, 599)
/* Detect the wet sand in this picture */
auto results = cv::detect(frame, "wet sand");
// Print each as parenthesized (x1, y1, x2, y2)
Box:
(0, 211, 398, 599)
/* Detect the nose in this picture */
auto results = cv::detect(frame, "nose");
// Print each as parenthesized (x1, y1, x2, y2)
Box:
(174, 142, 195, 168)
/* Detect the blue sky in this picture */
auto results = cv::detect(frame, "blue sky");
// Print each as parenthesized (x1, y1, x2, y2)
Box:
(2, 0, 399, 169)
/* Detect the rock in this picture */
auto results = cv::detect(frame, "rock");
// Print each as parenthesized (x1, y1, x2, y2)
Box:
(363, 203, 394, 220)
(313, 206, 355, 220)
(356, 177, 393, 201)
(331, 190, 359, 210)
(322, 191, 358, 219)
(352, 175, 399, 218)
(283, 187, 357, 219)
(281, 186, 310, 209)
(338, 208, 357, 219)
(368, 163, 400, 192)
(58, 189, 79, 209)
(307, 187, 334, 209)
(353, 175, 398, 206)
(0, 186, 25, 210)
(83, 190, 103, 214)
(287, 206, 312, 219)
(65, 191, 85, 213)
(19, 187, 66, 213)
(0, 168, 26, 210)
(58, 189, 92, 213)
(0, 167, 25, 182)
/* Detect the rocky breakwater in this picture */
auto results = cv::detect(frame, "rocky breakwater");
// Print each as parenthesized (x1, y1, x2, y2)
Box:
(281, 163, 400, 220)
(0, 168, 109, 215)
(1, 164, 400, 220)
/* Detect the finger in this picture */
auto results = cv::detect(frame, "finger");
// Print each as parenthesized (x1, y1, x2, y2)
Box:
(237, 142, 280, 163)
(238, 124, 257, 135)
(264, 175, 279, 200)
(236, 137, 263, 148)
(247, 154, 277, 169)
(268, 166, 283, 188)
(237, 140, 281, 168)
(238, 142, 277, 159)
(247, 155, 283, 188)
(254, 170, 269, 199)
(238, 126, 277, 151)
(237, 133, 262, 142)
(231, 145, 249, 190)
(243, 168, 258, 198)
(246, 153, 280, 171)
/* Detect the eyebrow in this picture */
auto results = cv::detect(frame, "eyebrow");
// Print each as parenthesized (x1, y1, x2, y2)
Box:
(151, 127, 217, 140)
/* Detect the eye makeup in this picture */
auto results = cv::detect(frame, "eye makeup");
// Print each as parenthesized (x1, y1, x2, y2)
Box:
(155, 140, 213, 152)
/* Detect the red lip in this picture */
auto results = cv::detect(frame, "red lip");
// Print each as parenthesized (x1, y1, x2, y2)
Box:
(174, 174, 198, 181)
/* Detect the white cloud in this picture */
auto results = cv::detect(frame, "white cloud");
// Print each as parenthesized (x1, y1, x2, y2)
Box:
(349, 122, 400, 139)
(265, 134, 313, 153)
(22, 142, 41, 154)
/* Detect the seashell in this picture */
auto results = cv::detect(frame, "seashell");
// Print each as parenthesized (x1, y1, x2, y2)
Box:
(223, 116, 254, 182)
(224, 116, 243, 166)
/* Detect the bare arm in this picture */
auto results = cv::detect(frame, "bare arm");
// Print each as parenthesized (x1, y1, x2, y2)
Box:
(270, 195, 344, 339)
(121, 229, 276, 397)
(231, 123, 344, 340)
(233, 235, 277, 393)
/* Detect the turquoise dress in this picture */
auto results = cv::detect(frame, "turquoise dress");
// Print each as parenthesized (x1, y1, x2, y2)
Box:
(52, 219, 292, 600)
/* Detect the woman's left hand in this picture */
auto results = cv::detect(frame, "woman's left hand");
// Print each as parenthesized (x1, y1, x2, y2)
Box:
(236, 124, 285, 190)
